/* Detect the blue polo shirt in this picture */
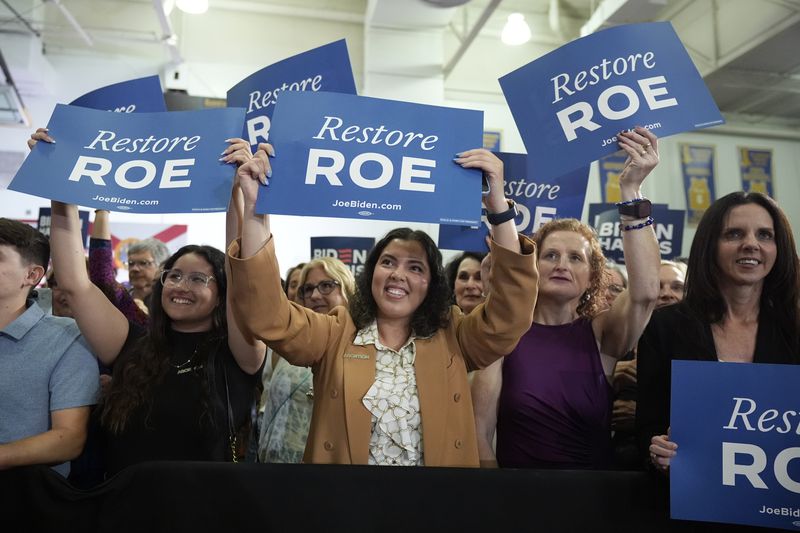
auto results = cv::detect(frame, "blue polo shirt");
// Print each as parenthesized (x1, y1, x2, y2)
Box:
(0, 300, 99, 476)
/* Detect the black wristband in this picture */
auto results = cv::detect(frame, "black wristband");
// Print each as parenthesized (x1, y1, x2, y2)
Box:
(616, 198, 652, 218)
(485, 199, 518, 225)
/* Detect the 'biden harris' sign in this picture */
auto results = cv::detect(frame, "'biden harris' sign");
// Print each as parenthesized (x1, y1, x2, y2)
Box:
(670, 361, 800, 530)
(500, 22, 723, 181)
(9, 104, 245, 213)
(227, 39, 357, 150)
(259, 91, 484, 226)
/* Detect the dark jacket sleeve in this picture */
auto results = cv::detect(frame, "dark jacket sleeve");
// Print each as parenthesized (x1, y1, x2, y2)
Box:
(635, 308, 673, 465)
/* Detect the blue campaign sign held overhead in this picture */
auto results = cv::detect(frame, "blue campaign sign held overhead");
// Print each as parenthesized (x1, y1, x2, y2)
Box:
(227, 39, 357, 149)
(9, 104, 245, 214)
(438, 152, 589, 251)
(670, 361, 800, 530)
(500, 22, 724, 181)
(259, 91, 484, 226)
(70, 75, 166, 113)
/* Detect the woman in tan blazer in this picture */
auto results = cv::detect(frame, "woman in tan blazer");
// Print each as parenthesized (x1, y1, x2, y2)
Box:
(227, 143, 538, 467)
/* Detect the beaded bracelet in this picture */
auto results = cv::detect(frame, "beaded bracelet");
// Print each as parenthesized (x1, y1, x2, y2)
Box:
(622, 216, 654, 231)
(615, 197, 648, 206)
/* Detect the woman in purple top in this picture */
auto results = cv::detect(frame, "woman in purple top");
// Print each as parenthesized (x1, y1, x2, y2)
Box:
(471, 127, 662, 469)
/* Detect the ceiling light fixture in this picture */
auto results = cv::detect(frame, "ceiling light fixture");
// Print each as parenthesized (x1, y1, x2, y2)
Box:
(501, 13, 531, 46)
(176, 0, 208, 15)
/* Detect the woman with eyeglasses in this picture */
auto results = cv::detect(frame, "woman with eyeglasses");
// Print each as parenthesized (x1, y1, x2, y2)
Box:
(33, 129, 266, 476)
(258, 258, 355, 463)
(227, 143, 538, 467)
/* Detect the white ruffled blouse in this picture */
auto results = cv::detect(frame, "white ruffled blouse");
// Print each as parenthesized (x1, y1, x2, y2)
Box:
(355, 321, 425, 466)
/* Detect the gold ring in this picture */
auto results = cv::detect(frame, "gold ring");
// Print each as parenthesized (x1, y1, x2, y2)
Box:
(643, 143, 651, 149)
(640, 150, 647, 157)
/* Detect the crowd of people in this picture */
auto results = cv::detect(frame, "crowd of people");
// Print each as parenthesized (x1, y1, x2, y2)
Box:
(1, 125, 798, 490)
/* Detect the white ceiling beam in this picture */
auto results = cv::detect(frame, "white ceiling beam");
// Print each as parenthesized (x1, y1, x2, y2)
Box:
(442, 0, 501, 78)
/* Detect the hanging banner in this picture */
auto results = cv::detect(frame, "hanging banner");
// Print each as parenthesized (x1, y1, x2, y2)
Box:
(37, 207, 90, 248)
(679, 143, 716, 226)
(310, 236, 375, 276)
(483, 130, 502, 151)
(227, 39, 357, 150)
(108, 222, 188, 279)
(598, 151, 630, 204)
(70, 75, 167, 113)
(9, 104, 245, 214)
(260, 91, 484, 226)
(499, 22, 724, 181)
(438, 152, 590, 251)
(738, 147, 774, 197)
(671, 360, 800, 530)
(588, 202, 685, 263)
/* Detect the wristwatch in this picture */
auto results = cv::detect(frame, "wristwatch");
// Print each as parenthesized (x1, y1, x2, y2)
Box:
(617, 198, 652, 218)
(486, 199, 518, 225)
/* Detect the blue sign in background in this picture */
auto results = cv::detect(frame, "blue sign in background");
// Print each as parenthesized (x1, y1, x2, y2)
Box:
(227, 39, 357, 149)
(438, 152, 589, 251)
(37, 207, 90, 248)
(260, 91, 484, 226)
(588, 203, 685, 262)
(70, 75, 166, 113)
(671, 360, 800, 530)
(9, 104, 245, 214)
(500, 22, 724, 181)
(310, 236, 375, 276)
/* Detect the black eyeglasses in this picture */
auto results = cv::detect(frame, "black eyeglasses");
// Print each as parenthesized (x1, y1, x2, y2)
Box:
(160, 269, 216, 290)
(128, 259, 155, 269)
(298, 279, 340, 300)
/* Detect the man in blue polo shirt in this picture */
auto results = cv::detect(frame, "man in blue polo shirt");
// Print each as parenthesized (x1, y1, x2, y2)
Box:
(0, 218, 98, 477)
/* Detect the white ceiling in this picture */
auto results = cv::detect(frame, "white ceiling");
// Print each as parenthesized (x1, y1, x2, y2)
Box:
(1, 0, 799, 128)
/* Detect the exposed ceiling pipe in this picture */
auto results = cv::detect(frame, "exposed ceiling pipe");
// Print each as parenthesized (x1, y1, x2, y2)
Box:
(549, 0, 565, 41)
(0, 0, 41, 37)
(443, 0, 502, 79)
(151, 0, 182, 65)
(47, 0, 93, 46)
(215, 0, 363, 24)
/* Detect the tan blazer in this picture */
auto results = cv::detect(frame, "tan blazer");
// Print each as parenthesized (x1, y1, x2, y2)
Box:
(228, 236, 538, 467)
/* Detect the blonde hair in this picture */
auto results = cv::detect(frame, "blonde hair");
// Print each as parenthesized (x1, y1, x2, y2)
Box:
(532, 218, 608, 319)
(660, 259, 687, 278)
(298, 257, 356, 302)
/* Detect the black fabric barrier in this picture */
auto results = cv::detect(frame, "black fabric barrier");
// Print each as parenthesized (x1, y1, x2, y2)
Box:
(0, 462, 773, 532)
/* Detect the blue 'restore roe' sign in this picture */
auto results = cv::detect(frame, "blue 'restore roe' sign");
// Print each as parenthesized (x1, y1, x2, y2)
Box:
(70, 75, 167, 113)
(257, 91, 484, 226)
(227, 39, 357, 150)
(499, 22, 724, 181)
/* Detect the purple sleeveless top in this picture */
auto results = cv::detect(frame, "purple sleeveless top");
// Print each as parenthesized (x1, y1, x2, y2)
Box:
(496, 318, 613, 469)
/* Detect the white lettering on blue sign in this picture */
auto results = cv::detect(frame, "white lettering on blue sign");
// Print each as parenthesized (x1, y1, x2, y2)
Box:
(68, 156, 194, 189)
(550, 52, 657, 103)
(305, 148, 436, 192)
(312, 116, 439, 151)
(83, 130, 201, 153)
(555, 76, 677, 142)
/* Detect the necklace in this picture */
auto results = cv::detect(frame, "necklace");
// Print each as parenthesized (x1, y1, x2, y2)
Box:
(169, 345, 199, 369)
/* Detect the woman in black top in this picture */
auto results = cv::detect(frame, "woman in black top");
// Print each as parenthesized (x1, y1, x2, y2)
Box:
(35, 129, 265, 475)
(637, 191, 800, 473)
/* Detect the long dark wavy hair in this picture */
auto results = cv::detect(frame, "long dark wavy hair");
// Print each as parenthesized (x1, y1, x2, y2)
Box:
(350, 228, 451, 337)
(101, 245, 228, 433)
(684, 191, 800, 340)
(532, 218, 608, 319)
(444, 251, 487, 306)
